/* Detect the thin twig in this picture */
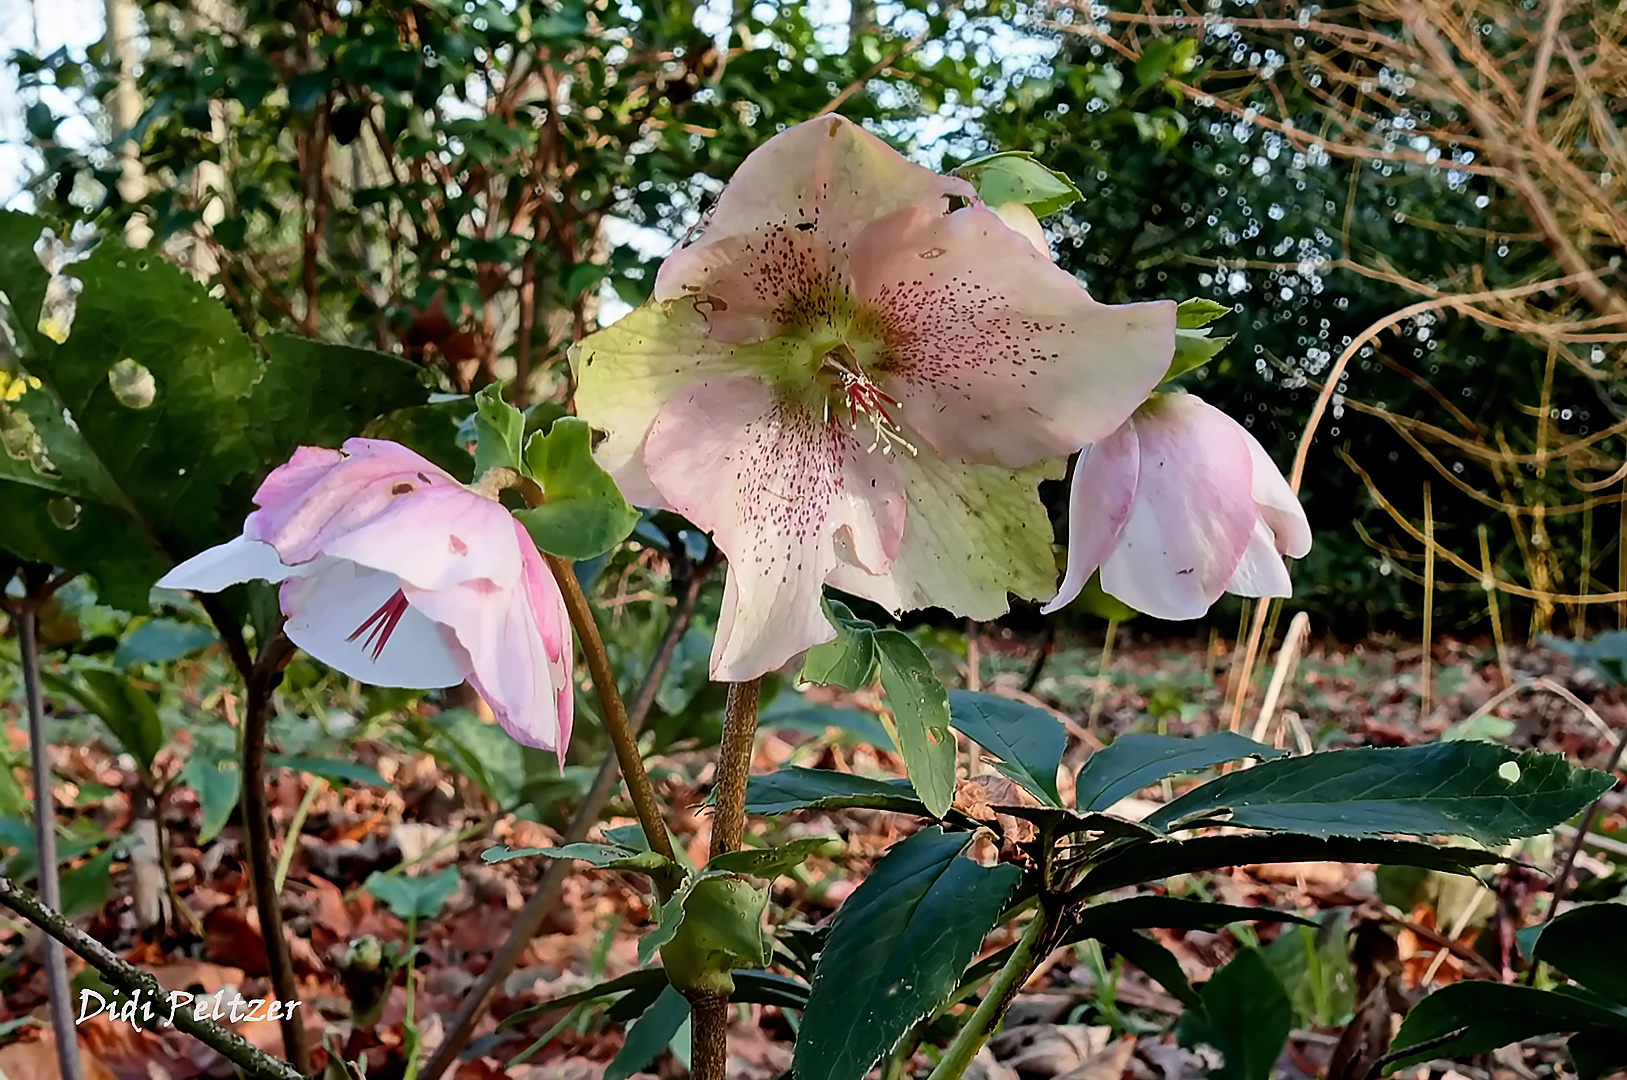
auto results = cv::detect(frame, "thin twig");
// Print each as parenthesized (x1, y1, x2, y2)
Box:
(0, 875, 303, 1080)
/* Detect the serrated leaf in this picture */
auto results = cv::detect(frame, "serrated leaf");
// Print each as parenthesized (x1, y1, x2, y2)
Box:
(363, 867, 461, 921)
(1176, 298, 1231, 329)
(1163, 326, 1232, 383)
(1386, 982, 1627, 1077)
(1058, 896, 1313, 950)
(795, 828, 1021, 1080)
(1075, 732, 1283, 812)
(800, 599, 878, 691)
(743, 767, 930, 816)
(1176, 948, 1293, 1080)
(948, 691, 1065, 806)
(951, 151, 1083, 218)
(875, 630, 953, 819)
(516, 416, 640, 559)
(473, 382, 523, 477)
(706, 836, 841, 879)
(1144, 744, 1614, 843)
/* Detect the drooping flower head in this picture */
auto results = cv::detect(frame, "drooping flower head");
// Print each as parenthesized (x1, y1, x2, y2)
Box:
(159, 439, 574, 754)
(1045, 393, 1312, 621)
(574, 115, 1176, 681)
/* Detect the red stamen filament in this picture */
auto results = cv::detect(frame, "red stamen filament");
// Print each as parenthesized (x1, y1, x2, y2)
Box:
(347, 590, 410, 660)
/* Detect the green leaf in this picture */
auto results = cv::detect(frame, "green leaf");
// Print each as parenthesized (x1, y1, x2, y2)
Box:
(1058, 896, 1313, 949)
(246, 335, 428, 466)
(951, 151, 1083, 218)
(1176, 949, 1293, 1080)
(795, 827, 1021, 1080)
(59, 845, 114, 918)
(800, 598, 878, 691)
(875, 629, 954, 819)
(744, 767, 930, 817)
(1164, 327, 1232, 383)
(113, 618, 217, 668)
(1144, 745, 1615, 843)
(605, 985, 690, 1080)
(948, 691, 1065, 807)
(473, 382, 523, 477)
(659, 874, 770, 994)
(1097, 929, 1202, 1010)
(44, 664, 163, 771)
(705, 836, 842, 879)
(1176, 298, 1231, 329)
(1258, 911, 1355, 1027)
(1386, 982, 1627, 1075)
(363, 867, 461, 920)
(638, 890, 687, 968)
(1075, 834, 1506, 896)
(264, 753, 386, 789)
(497, 968, 668, 1030)
(1530, 902, 1627, 1003)
(1075, 732, 1284, 813)
(759, 699, 891, 747)
(490, 841, 639, 867)
(516, 416, 640, 559)
(1541, 631, 1627, 687)
(178, 752, 238, 844)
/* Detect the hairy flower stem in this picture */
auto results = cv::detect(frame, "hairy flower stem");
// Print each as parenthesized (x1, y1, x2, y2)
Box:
(12, 574, 83, 1080)
(418, 554, 714, 1080)
(688, 678, 765, 1080)
(545, 553, 675, 863)
(0, 874, 304, 1080)
(239, 632, 309, 1074)
(926, 915, 1050, 1080)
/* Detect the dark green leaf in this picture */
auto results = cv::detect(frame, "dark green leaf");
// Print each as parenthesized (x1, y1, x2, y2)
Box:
(246, 335, 428, 466)
(1386, 982, 1627, 1074)
(732, 970, 810, 1010)
(1098, 929, 1202, 1010)
(948, 691, 1065, 807)
(1530, 903, 1627, 1003)
(1145, 745, 1615, 843)
(497, 968, 667, 1030)
(1076, 834, 1506, 896)
(1075, 732, 1283, 812)
(1176, 949, 1293, 1080)
(44, 664, 163, 771)
(875, 629, 953, 819)
(637, 890, 687, 968)
(59, 845, 114, 917)
(264, 753, 386, 789)
(795, 827, 1020, 1080)
(1058, 896, 1312, 949)
(363, 867, 460, 920)
(758, 700, 891, 747)
(178, 752, 238, 844)
(516, 416, 640, 559)
(744, 767, 929, 817)
(605, 985, 689, 1080)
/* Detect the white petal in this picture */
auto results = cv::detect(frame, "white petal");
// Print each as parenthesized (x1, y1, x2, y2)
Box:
(157, 536, 299, 593)
(1225, 518, 1295, 598)
(279, 560, 465, 689)
(1236, 423, 1312, 558)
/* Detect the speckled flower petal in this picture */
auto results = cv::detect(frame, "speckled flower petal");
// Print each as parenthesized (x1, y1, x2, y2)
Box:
(643, 376, 905, 682)
(1042, 422, 1140, 614)
(656, 114, 974, 312)
(849, 205, 1176, 468)
(1097, 395, 1257, 620)
(827, 452, 1062, 621)
(570, 302, 806, 507)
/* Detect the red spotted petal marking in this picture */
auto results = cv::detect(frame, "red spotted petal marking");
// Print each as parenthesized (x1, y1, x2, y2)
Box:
(347, 589, 411, 660)
(821, 344, 916, 455)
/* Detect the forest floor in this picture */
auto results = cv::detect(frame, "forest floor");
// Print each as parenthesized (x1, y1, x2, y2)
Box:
(1, 630, 1622, 1080)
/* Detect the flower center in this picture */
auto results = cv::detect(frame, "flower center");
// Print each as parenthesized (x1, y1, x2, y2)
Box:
(348, 589, 411, 660)
(819, 343, 916, 456)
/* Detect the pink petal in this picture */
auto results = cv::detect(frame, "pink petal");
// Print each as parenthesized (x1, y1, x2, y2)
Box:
(1236, 422, 1312, 557)
(642, 376, 905, 682)
(317, 484, 523, 591)
(251, 446, 344, 516)
(656, 115, 973, 331)
(1226, 518, 1295, 598)
(849, 205, 1175, 467)
(1098, 395, 1257, 620)
(1042, 421, 1140, 614)
(653, 227, 845, 344)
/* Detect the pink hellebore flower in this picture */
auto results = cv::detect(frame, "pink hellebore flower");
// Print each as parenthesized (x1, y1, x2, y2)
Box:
(1045, 393, 1312, 621)
(573, 115, 1176, 682)
(158, 439, 574, 754)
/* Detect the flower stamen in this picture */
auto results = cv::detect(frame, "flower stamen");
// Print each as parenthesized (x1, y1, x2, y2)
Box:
(820, 345, 917, 457)
(348, 589, 411, 660)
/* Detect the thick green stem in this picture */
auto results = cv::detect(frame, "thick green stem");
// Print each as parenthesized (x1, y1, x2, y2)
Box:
(545, 552, 675, 863)
(0, 874, 303, 1080)
(926, 915, 1049, 1080)
(13, 584, 83, 1080)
